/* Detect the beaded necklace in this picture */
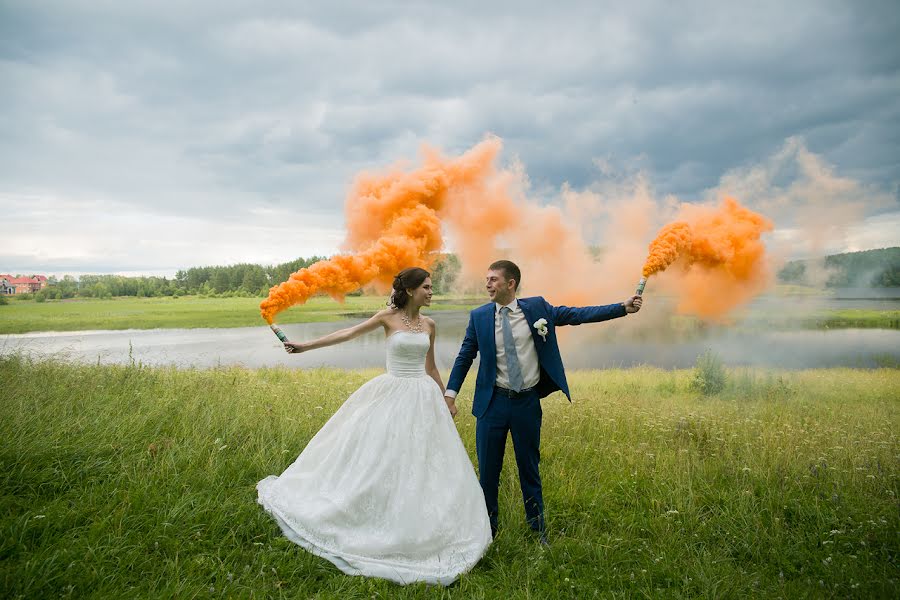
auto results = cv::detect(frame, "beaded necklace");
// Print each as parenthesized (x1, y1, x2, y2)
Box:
(401, 312, 424, 333)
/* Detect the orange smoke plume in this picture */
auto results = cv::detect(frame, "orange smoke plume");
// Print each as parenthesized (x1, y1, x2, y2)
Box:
(642, 222, 692, 278)
(259, 139, 506, 323)
(641, 197, 774, 318)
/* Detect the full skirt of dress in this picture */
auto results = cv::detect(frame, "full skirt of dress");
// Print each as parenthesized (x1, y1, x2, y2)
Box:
(257, 372, 491, 585)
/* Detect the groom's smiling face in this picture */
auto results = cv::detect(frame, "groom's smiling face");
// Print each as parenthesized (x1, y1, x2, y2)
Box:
(486, 269, 516, 305)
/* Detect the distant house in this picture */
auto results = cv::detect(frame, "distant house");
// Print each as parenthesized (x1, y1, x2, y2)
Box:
(0, 274, 49, 294)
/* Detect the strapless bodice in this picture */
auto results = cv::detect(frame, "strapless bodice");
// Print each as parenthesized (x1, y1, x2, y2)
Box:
(386, 331, 430, 377)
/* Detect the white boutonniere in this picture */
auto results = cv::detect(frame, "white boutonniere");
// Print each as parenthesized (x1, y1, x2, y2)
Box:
(533, 318, 548, 341)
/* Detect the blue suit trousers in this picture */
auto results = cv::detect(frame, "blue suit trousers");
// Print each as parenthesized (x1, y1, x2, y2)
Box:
(475, 386, 544, 534)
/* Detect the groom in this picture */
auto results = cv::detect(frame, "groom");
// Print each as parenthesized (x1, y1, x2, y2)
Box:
(444, 260, 642, 543)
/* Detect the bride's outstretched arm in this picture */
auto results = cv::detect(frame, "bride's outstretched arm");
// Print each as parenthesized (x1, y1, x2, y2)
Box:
(284, 310, 389, 354)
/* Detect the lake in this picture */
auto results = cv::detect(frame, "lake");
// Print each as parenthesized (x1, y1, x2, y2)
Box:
(3, 310, 898, 370)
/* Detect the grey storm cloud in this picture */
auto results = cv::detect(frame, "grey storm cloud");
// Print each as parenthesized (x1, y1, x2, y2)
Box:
(0, 0, 898, 274)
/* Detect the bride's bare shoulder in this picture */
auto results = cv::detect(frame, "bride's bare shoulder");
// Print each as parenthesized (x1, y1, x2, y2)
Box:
(423, 316, 437, 334)
(373, 308, 404, 328)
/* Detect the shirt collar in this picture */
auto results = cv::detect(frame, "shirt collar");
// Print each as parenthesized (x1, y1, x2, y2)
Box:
(494, 297, 519, 314)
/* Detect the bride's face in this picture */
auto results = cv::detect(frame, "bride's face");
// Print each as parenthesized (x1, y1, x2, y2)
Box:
(408, 277, 433, 308)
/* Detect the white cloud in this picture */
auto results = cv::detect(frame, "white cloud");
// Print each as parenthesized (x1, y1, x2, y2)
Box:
(0, 192, 343, 276)
(845, 213, 900, 254)
(1, 1, 897, 275)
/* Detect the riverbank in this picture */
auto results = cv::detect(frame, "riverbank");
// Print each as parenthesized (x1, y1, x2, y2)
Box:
(3, 290, 900, 335)
(670, 309, 900, 332)
(1, 357, 897, 597)
(0, 295, 483, 334)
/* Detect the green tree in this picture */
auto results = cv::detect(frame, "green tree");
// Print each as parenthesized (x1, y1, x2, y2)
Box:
(241, 266, 267, 293)
(430, 253, 460, 295)
(778, 247, 900, 287)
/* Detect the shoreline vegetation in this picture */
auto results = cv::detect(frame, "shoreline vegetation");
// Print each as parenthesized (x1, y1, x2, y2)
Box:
(2, 246, 897, 334)
(0, 295, 484, 335)
(1, 290, 899, 334)
(1, 356, 897, 597)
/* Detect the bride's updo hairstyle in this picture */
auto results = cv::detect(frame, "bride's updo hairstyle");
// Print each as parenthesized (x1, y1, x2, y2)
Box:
(389, 267, 430, 309)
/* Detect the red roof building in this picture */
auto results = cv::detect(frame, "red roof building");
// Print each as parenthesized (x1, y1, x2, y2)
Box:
(0, 274, 49, 294)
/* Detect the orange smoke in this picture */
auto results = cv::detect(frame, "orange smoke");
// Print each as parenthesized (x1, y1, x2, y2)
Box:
(641, 197, 774, 318)
(261, 137, 775, 326)
(642, 222, 692, 278)
(262, 136, 653, 323)
(259, 139, 506, 323)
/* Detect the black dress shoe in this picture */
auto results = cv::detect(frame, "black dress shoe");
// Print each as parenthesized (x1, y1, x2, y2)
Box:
(538, 532, 550, 547)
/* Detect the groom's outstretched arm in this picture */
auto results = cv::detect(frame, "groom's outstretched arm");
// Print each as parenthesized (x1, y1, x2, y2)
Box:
(445, 313, 479, 397)
(549, 298, 629, 326)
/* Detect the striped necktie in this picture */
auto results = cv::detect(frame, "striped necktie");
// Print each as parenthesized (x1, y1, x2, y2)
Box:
(500, 306, 524, 392)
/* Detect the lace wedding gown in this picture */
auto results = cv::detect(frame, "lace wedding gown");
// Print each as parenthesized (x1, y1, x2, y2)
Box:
(257, 331, 492, 585)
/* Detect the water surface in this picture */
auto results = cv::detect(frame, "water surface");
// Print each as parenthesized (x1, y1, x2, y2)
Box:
(3, 311, 898, 370)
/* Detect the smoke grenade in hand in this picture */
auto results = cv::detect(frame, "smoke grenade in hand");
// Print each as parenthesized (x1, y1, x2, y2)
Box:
(635, 277, 647, 296)
(270, 324, 288, 343)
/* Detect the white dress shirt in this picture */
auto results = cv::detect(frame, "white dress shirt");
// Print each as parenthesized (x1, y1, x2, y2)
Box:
(445, 298, 540, 399)
(493, 298, 541, 391)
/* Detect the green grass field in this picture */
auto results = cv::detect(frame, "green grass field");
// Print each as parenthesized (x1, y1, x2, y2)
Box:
(0, 295, 483, 334)
(1, 357, 897, 598)
(806, 309, 900, 329)
(2, 293, 899, 335)
(668, 309, 900, 333)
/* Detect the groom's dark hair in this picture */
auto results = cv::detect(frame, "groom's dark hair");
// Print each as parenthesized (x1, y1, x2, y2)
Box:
(489, 260, 521, 291)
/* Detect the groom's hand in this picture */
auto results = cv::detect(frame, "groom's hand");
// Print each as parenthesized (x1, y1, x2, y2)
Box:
(444, 396, 458, 418)
(624, 295, 643, 314)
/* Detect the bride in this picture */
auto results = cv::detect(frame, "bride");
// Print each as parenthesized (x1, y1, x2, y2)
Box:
(257, 267, 492, 586)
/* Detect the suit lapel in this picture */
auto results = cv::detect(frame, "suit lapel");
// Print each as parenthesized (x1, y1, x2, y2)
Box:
(480, 304, 496, 358)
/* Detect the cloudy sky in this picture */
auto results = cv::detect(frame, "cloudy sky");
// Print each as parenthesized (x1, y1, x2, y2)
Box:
(2, 0, 898, 277)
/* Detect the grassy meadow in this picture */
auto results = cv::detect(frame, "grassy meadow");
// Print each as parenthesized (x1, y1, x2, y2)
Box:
(734, 309, 900, 331)
(1, 356, 897, 598)
(2, 290, 899, 335)
(0, 295, 483, 335)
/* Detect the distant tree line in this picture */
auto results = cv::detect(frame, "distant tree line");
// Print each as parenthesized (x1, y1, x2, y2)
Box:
(25, 254, 463, 301)
(12, 246, 896, 303)
(778, 247, 900, 287)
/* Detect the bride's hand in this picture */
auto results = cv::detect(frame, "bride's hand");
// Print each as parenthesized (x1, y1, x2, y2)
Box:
(284, 342, 306, 354)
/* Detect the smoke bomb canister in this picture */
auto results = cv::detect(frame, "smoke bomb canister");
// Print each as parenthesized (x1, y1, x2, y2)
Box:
(635, 277, 647, 296)
(270, 324, 288, 343)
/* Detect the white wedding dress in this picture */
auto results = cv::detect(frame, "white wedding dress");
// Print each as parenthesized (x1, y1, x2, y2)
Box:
(257, 331, 492, 586)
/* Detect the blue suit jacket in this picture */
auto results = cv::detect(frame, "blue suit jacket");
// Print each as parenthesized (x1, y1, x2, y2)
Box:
(447, 296, 628, 418)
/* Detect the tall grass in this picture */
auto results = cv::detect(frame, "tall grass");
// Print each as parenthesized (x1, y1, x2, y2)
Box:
(689, 350, 727, 395)
(1, 357, 897, 598)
